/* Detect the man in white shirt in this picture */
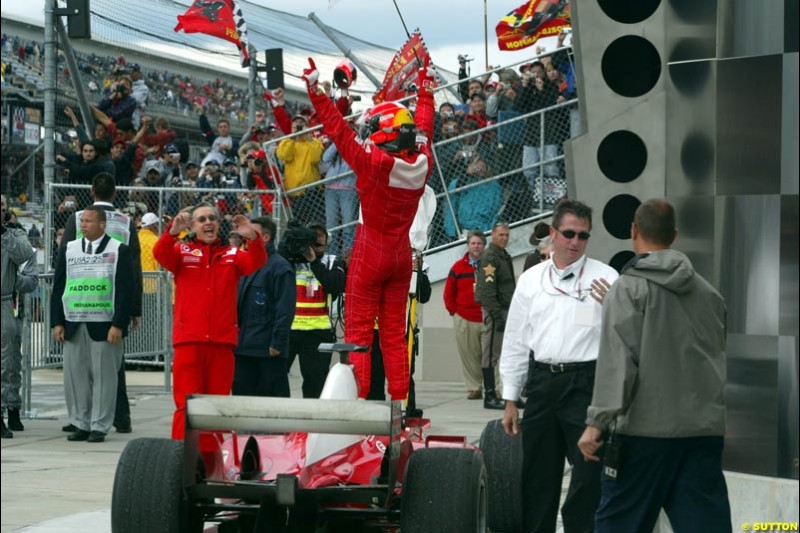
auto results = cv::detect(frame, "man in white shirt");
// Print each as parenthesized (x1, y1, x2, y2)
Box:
(500, 199, 618, 533)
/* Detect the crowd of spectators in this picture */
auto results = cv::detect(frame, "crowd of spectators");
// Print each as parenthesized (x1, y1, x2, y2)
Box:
(1, 33, 304, 122)
(3, 29, 580, 255)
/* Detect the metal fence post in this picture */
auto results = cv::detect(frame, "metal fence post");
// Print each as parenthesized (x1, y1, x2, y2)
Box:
(21, 295, 33, 417)
(539, 108, 546, 213)
(162, 271, 172, 393)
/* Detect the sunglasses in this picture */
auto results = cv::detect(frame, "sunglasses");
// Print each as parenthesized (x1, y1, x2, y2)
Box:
(314, 242, 327, 248)
(195, 214, 219, 223)
(555, 227, 591, 241)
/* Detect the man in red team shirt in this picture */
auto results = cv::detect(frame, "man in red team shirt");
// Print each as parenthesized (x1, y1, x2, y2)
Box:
(154, 204, 266, 443)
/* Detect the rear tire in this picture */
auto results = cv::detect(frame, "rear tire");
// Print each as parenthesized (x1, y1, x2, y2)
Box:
(111, 438, 203, 533)
(480, 419, 523, 533)
(400, 448, 487, 533)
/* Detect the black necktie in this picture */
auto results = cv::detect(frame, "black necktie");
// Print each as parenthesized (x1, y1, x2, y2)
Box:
(87, 242, 93, 255)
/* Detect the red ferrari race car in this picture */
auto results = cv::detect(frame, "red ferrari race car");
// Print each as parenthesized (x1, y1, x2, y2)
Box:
(109, 344, 522, 533)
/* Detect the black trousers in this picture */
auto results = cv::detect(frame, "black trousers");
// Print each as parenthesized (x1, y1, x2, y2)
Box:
(113, 362, 130, 428)
(521, 363, 601, 533)
(287, 329, 334, 399)
(595, 436, 731, 533)
(232, 356, 291, 398)
(366, 330, 385, 401)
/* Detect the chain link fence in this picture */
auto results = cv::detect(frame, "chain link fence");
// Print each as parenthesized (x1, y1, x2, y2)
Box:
(264, 98, 579, 253)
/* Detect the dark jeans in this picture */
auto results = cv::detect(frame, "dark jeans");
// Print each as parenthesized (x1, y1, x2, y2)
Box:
(287, 329, 334, 399)
(595, 435, 731, 533)
(232, 356, 290, 398)
(521, 363, 601, 533)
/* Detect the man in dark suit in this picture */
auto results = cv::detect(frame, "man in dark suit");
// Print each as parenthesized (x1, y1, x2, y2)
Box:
(233, 217, 296, 397)
(60, 173, 141, 434)
(51, 205, 134, 443)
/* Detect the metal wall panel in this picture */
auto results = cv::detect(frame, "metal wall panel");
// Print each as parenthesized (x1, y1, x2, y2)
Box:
(782, 54, 799, 194)
(724, 334, 779, 476)
(717, 0, 786, 58)
(567, 0, 799, 480)
(780, 195, 799, 336)
(715, 195, 781, 336)
(716, 56, 783, 196)
(666, 60, 718, 198)
(778, 336, 799, 479)
(567, 93, 667, 265)
(571, 1, 667, 131)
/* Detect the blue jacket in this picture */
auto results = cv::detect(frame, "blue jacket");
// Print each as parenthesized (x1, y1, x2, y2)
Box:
(322, 143, 356, 189)
(444, 177, 504, 238)
(235, 243, 296, 358)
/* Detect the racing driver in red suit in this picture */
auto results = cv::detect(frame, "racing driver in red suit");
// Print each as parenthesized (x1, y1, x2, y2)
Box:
(154, 204, 266, 444)
(301, 57, 436, 401)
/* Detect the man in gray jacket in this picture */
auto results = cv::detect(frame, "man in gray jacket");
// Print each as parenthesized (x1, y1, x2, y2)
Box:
(578, 199, 731, 533)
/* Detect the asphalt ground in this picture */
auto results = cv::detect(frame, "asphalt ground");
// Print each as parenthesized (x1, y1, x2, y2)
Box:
(2, 367, 564, 533)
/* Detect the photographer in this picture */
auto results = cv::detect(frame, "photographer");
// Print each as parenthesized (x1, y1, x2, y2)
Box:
(244, 148, 283, 215)
(1, 195, 36, 438)
(275, 115, 324, 226)
(96, 76, 138, 124)
(281, 223, 346, 399)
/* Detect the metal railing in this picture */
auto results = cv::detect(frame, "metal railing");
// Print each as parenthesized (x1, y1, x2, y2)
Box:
(20, 270, 174, 413)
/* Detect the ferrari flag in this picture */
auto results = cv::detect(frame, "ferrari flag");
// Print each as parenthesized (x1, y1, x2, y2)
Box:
(175, 0, 251, 67)
(495, 0, 571, 52)
(373, 30, 435, 105)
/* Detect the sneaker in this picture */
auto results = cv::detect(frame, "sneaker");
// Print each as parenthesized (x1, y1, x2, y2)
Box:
(467, 390, 483, 400)
(62, 423, 78, 433)
(67, 429, 90, 441)
(87, 431, 106, 443)
(483, 396, 505, 410)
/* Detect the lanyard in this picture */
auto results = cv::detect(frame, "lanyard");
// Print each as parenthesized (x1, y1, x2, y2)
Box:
(545, 260, 587, 301)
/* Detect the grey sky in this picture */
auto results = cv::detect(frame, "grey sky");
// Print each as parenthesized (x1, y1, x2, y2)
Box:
(2, 0, 560, 72)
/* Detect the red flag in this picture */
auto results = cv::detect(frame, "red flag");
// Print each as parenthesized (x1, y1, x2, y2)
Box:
(175, 0, 250, 67)
(373, 30, 435, 105)
(495, 0, 571, 52)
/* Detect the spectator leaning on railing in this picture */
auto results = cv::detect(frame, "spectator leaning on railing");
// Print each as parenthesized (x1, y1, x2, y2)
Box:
(275, 114, 325, 226)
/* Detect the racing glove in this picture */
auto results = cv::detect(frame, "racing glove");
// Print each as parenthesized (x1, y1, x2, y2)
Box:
(418, 55, 436, 95)
(302, 58, 321, 96)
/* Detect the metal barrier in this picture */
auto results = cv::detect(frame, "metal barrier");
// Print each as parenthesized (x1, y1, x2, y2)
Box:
(20, 270, 175, 412)
(264, 96, 577, 251)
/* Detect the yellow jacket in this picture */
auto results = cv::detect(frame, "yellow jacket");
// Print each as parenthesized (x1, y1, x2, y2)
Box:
(276, 135, 324, 196)
(139, 227, 160, 293)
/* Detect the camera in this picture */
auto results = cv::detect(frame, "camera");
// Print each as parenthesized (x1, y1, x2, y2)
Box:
(351, 95, 362, 102)
(253, 157, 264, 166)
(458, 54, 473, 64)
(278, 221, 317, 263)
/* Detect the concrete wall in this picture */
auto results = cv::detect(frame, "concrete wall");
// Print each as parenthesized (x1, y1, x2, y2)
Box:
(416, 220, 542, 384)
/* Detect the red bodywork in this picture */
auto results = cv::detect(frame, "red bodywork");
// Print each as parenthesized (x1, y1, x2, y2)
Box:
(207, 418, 474, 491)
